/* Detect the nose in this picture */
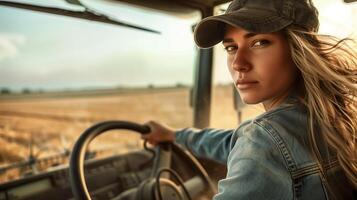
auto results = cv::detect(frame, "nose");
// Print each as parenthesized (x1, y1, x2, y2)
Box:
(231, 49, 251, 72)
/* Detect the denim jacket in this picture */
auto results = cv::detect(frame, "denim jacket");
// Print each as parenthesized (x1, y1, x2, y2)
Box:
(175, 98, 355, 200)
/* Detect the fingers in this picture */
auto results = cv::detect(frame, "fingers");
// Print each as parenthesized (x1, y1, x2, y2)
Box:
(141, 120, 156, 138)
(141, 120, 175, 146)
(144, 120, 162, 132)
(143, 120, 167, 136)
(141, 120, 158, 145)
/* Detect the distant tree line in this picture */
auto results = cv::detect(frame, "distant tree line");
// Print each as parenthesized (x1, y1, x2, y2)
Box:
(0, 84, 191, 95)
(0, 88, 11, 94)
(146, 83, 189, 89)
(0, 88, 44, 95)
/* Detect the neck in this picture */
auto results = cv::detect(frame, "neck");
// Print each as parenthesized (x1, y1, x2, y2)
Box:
(263, 77, 305, 111)
(262, 88, 293, 111)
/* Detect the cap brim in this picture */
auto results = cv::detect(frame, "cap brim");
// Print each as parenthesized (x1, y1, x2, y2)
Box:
(194, 8, 292, 48)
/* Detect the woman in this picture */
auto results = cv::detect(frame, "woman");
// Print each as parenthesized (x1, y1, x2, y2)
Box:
(142, 0, 357, 199)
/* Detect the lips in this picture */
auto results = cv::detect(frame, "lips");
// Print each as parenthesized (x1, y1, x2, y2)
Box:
(235, 79, 258, 90)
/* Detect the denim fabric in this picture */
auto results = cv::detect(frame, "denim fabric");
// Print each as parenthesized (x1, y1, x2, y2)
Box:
(175, 99, 354, 200)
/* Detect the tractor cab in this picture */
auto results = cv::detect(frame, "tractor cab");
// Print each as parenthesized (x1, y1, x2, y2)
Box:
(0, 0, 356, 199)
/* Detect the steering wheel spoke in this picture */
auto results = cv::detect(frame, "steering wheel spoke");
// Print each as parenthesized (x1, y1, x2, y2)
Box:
(150, 143, 172, 178)
(180, 176, 206, 199)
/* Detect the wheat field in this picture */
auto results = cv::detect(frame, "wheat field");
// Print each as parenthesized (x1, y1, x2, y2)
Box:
(0, 85, 263, 183)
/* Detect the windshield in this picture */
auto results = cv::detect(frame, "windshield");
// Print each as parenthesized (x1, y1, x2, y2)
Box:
(1, 0, 356, 185)
(0, 0, 200, 183)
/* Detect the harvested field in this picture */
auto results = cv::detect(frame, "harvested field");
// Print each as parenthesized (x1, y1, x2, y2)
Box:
(0, 86, 263, 183)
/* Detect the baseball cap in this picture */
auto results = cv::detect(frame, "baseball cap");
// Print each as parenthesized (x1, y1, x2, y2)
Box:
(194, 0, 319, 48)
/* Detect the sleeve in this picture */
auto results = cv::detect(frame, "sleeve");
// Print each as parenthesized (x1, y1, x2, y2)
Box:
(174, 128, 235, 164)
(213, 122, 293, 200)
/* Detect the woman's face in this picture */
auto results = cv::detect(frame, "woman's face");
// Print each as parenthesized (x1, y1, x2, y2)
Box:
(223, 25, 298, 108)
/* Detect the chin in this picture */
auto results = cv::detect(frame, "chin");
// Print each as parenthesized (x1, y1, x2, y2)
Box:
(240, 95, 263, 105)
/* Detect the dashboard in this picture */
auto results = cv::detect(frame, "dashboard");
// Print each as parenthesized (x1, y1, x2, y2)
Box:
(0, 151, 153, 200)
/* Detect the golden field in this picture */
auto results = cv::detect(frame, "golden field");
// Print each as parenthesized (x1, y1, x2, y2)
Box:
(0, 85, 263, 183)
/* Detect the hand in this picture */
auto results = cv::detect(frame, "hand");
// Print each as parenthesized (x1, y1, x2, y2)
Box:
(141, 120, 176, 146)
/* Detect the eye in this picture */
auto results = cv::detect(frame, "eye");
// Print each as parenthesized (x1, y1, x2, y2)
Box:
(251, 40, 270, 48)
(224, 45, 237, 54)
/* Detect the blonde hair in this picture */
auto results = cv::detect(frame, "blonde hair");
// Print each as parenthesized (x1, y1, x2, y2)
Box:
(285, 26, 357, 191)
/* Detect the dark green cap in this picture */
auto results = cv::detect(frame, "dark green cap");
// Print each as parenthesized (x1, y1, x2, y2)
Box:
(194, 0, 319, 48)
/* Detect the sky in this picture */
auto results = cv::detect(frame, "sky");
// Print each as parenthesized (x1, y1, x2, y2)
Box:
(0, 0, 200, 91)
(0, 0, 356, 92)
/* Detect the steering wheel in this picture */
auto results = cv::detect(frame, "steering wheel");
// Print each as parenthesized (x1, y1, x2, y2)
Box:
(69, 121, 216, 200)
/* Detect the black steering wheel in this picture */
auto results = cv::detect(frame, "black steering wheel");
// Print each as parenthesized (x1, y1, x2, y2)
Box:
(69, 121, 216, 200)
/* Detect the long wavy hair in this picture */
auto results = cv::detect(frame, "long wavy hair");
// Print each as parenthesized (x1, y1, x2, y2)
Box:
(284, 25, 357, 191)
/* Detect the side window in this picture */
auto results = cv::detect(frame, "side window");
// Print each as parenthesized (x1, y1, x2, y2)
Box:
(315, 0, 357, 39)
(0, 2, 200, 183)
